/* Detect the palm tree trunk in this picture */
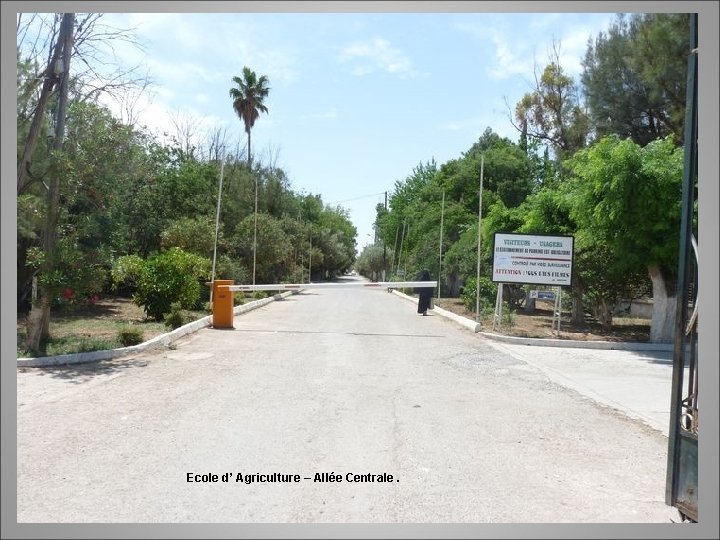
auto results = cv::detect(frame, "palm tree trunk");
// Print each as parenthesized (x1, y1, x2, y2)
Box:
(247, 127, 252, 171)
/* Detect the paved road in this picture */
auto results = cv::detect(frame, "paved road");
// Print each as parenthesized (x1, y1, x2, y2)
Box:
(17, 282, 678, 523)
(482, 340, 681, 438)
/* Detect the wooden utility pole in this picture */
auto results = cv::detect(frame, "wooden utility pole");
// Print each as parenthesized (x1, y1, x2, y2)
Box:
(25, 13, 75, 353)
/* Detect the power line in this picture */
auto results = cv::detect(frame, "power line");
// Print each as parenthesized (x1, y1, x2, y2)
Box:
(326, 192, 386, 206)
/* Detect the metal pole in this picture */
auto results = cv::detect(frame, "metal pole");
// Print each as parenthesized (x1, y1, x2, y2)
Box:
(402, 221, 409, 278)
(493, 283, 503, 331)
(666, 13, 699, 514)
(554, 286, 562, 333)
(210, 160, 225, 303)
(383, 191, 388, 281)
(475, 155, 484, 322)
(391, 226, 400, 276)
(252, 174, 258, 285)
(438, 190, 445, 301)
(397, 218, 407, 278)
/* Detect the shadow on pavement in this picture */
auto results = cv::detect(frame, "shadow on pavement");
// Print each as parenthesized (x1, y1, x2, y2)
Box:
(17, 356, 150, 383)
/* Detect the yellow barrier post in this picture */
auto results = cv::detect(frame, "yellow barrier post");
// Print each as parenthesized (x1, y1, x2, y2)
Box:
(212, 279, 235, 329)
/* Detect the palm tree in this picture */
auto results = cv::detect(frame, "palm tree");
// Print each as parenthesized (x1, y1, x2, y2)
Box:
(229, 67, 270, 285)
(229, 66, 270, 169)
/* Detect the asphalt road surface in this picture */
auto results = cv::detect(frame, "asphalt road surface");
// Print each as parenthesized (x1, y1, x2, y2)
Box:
(16, 280, 678, 523)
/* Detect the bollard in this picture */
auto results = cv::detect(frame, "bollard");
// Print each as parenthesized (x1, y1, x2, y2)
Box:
(212, 279, 235, 329)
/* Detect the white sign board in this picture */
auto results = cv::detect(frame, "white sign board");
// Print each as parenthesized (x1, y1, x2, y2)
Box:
(492, 233, 574, 286)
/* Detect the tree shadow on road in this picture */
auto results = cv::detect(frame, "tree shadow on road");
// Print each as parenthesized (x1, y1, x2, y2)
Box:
(17, 356, 150, 384)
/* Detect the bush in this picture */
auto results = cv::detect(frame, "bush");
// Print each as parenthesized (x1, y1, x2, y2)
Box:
(233, 293, 245, 306)
(133, 247, 211, 320)
(461, 276, 497, 312)
(110, 254, 145, 295)
(496, 303, 516, 328)
(117, 325, 144, 347)
(252, 290, 267, 300)
(163, 302, 185, 329)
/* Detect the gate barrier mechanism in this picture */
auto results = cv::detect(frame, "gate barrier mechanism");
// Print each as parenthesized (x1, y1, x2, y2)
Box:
(210, 280, 437, 329)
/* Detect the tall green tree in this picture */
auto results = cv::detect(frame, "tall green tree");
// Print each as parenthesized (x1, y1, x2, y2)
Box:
(581, 13, 689, 146)
(514, 47, 589, 164)
(566, 135, 684, 342)
(356, 243, 387, 282)
(517, 187, 587, 325)
(24, 13, 75, 355)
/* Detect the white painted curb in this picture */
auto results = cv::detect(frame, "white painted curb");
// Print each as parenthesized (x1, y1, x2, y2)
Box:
(17, 291, 295, 368)
(390, 289, 481, 333)
(389, 289, 673, 352)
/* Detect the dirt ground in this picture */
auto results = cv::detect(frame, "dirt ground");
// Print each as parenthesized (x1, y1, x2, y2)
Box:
(434, 297, 652, 342)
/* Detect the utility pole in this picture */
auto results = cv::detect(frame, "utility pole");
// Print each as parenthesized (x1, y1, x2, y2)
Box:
(299, 208, 303, 283)
(308, 232, 312, 282)
(438, 190, 445, 302)
(475, 155, 485, 323)
(391, 226, 400, 277)
(210, 160, 225, 303)
(383, 191, 387, 281)
(397, 218, 407, 278)
(252, 173, 258, 285)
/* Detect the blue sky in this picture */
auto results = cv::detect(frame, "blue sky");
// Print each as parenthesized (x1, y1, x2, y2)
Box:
(86, 9, 619, 253)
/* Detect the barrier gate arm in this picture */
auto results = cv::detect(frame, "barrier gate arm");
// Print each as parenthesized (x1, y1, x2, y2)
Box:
(209, 280, 437, 329)
(225, 281, 437, 292)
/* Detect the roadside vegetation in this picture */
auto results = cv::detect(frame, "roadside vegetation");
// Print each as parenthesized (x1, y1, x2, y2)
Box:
(361, 13, 693, 344)
(17, 14, 356, 357)
(16, 13, 693, 357)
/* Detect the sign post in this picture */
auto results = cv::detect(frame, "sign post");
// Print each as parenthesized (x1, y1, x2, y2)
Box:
(492, 233, 574, 286)
(491, 233, 574, 334)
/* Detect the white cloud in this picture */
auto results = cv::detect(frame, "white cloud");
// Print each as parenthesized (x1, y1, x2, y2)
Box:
(106, 13, 299, 86)
(487, 31, 536, 80)
(299, 110, 338, 120)
(556, 26, 598, 76)
(456, 14, 613, 81)
(339, 37, 417, 78)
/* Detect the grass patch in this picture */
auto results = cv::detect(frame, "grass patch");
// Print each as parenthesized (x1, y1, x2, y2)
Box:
(16, 296, 209, 358)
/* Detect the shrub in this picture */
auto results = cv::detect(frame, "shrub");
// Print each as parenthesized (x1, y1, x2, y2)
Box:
(117, 325, 144, 347)
(110, 254, 145, 295)
(252, 290, 267, 300)
(461, 276, 497, 312)
(233, 293, 245, 306)
(163, 302, 185, 329)
(497, 303, 516, 328)
(133, 247, 211, 320)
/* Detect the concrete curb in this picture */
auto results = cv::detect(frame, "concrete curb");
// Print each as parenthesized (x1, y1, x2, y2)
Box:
(477, 331, 673, 351)
(391, 289, 480, 333)
(389, 289, 672, 352)
(17, 291, 295, 368)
